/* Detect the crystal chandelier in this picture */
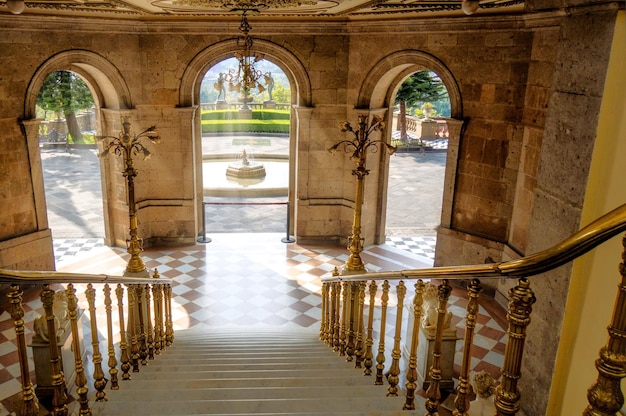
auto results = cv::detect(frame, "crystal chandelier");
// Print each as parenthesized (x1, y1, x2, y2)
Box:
(223, 10, 270, 110)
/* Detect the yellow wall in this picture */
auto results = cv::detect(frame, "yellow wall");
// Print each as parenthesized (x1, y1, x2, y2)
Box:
(548, 11, 626, 414)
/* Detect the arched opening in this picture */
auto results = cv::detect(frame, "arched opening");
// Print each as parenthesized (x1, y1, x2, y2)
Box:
(385, 70, 452, 263)
(199, 57, 292, 233)
(179, 39, 311, 242)
(36, 70, 105, 262)
(24, 50, 133, 263)
(356, 50, 463, 255)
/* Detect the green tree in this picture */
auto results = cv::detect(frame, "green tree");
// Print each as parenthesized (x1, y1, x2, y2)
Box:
(37, 71, 94, 144)
(270, 79, 290, 104)
(395, 71, 448, 141)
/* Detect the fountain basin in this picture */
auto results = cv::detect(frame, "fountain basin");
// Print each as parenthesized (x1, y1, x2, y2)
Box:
(203, 157, 288, 198)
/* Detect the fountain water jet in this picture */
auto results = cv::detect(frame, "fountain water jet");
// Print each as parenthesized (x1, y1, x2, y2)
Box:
(226, 148, 266, 179)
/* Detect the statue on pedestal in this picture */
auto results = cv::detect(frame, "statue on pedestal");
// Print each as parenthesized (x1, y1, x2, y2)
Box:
(468, 370, 498, 415)
(33, 291, 69, 342)
(421, 282, 452, 331)
(214, 72, 226, 102)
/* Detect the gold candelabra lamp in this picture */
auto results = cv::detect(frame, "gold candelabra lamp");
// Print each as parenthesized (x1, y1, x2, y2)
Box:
(98, 117, 160, 277)
(328, 114, 397, 273)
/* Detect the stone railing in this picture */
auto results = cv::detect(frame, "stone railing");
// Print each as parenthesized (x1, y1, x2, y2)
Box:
(392, 113, 449, 141)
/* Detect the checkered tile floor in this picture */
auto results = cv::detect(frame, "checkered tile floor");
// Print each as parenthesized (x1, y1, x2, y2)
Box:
(0, 235, 506, 415)
(386, 236, 437, 260)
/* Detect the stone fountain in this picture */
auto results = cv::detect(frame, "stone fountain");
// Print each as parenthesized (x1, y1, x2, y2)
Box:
(226, 148, 266, 179)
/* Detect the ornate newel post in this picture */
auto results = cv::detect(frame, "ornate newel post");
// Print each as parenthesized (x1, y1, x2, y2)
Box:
(328, 114, 396, 274)
(98, 117, 160, 277)
(494, 278, 536, 416)
(584, 233, 626, 415)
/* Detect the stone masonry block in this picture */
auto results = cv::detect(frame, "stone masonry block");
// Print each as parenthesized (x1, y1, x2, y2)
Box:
(539, 91, 601, 206)
(427, 33, 458, 47)
(553, 11, 616, 96)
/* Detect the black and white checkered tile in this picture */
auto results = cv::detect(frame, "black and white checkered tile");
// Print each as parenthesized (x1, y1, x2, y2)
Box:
(385, 236, 436, 260)
(53, 238, 105, 264)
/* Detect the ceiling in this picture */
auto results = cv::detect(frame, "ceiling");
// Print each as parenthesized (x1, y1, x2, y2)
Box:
(1, 0, 525, 20)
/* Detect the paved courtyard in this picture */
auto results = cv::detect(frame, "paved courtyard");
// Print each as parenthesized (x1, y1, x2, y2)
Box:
(40, 134, 446, 246)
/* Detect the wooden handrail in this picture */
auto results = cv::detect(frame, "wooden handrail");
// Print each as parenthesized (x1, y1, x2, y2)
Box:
(0, 269, 171, 285)
(322, 202, 626, 283)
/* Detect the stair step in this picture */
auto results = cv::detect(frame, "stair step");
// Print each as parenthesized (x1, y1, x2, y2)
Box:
(117, 368, 373, 380)
(142, 355, 345, 365)
(162, 346, 332, 354)
(104, 385, 396, 401)
(108, 374, 381, 389)
(148, 351, 345, 365)
(91, 396, 417, 415)
(142, 361, 359, 372)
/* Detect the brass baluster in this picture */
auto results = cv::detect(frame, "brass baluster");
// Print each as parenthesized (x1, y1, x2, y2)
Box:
(387, 280, 406, 396)
(339, 281, 349, 356)
(135, 284, 148, 365)
(354, 281, 366, 368)
(333, 282, 341, 352)
(403, 279, 425, 410)
(346, 282, 357, 362)
(363, 280, 378, 376)
(320, 282, 329, 343)
(152, 280, 163, 355)
(66, 284, 91, 415)
(375, 280, 390, 385)
(328, 282, 337, 349)
(145, 284, 154, 360)
(164, 284, 174, 346)
(8, 285, 40, 416)
(425, 279, 452, 414)
(494, 278, 535, 416)
(128, 285, 140, 372)
(584, 234, 626, 415)
(152, 270, 164, 353)
(115, 284, 131, 380)
(103, 284, 119, 390)
(453, 279, 482, 416)
(86, 284, 108, 401)
(159, 284, 167, 350)
(41, 285, 69, 415)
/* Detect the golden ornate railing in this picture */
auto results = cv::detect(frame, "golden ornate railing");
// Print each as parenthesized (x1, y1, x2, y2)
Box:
(321, 203, 626, 415)
(1, 269, 173, 416)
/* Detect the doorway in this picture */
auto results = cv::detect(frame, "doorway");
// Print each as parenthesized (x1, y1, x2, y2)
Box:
(384, 70, 451, 261)
(36, 70, 105, 263)
(199, 58, 292, 235)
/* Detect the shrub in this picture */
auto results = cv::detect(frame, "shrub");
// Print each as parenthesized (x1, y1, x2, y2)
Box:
(201, 119, 290, 134)
(201, 109, 290, 121)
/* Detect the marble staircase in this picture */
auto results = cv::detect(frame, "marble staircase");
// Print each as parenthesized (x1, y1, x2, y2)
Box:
(89, 326, 424, 415)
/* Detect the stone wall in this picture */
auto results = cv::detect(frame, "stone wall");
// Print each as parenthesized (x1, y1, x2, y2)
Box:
(0, 6, 622, 413)
(518, 9, 619, 415)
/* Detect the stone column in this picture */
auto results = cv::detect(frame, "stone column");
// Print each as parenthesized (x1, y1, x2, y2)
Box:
(439, 118, 464, 230)
(293, 105, 313, 240)
(22, 119, 48, 231)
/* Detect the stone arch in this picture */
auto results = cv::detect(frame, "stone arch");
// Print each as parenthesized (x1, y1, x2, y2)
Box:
(178, 39, 312, 108)
(24, 49, 132, 119)
(356, 50, 462, 119)
(178, 38, 312, 239)
(356, 50, 464, 246)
